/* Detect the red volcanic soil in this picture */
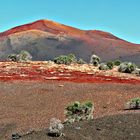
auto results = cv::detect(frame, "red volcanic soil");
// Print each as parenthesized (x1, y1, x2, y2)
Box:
(1, 71, 140, 84)
(87, 30, 122, 40)
(0, 61, 139, 84)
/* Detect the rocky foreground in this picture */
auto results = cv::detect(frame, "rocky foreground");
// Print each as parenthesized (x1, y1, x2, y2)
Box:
(0, 61, 139, 140)
(0, 81, 139, 139)
(13, 113, 140, 140)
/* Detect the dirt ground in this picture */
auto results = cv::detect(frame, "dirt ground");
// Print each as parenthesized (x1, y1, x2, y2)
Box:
(0, 80, 139, 140)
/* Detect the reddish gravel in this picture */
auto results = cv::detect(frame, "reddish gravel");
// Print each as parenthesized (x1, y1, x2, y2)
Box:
(0, 62, 139, 84)
(0, 71, 140, 84)
(0, 81, 139, 133)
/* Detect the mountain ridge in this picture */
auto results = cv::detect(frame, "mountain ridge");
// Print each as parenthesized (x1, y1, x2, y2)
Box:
(0, 19, 129, 42)
(0, 19, 140, 64)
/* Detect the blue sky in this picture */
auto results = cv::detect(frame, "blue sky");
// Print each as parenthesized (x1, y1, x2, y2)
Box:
(0, 0, 140, 44)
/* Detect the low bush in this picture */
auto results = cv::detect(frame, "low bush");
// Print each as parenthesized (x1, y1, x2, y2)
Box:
(99, 63, 109, 70)
(18, 50, 32, 62)
(114, 60, 121, 66)
(64, 101, 94, 124)
(8, 54, 18, 62)
(125, 98, 140, 110)
(131, 68, 140, 76)
(54, 54, 77, 65)
(90, 54, 101, 66)
(118, 62, 137, 73)
(7, 50, 32, 62)
(77, 58, 86, 64)
(106, 61, 114, 69)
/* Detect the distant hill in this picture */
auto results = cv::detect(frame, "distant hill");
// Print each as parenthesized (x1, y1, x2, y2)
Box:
(0, 19, 140, 64)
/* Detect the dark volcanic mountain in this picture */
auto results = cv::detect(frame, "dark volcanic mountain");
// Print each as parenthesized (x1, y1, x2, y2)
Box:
(0, 19, 140, 64)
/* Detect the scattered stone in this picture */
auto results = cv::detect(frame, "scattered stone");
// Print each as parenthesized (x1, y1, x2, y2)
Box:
(50, 71, 56, 74)
(44, 77, 59, 80)
(58, 85, 64, 87)
(25, 129, 35, 135)
(75, 126, 81, 130)
(48, 118, 64, 137)
(103, 106, 107, 109)
(130, 133, 134, 136)
(87, 72, 93, 75)
(96, 127, 102, 131)
(106, 78, 112, 81)
(20, 74, 28, 77)
(11, 133, 21, 140)
(57, 69, 64, 73)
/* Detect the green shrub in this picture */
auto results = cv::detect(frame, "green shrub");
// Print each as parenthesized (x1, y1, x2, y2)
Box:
(8, 54, 18, 62)
(54, 54, 77, 65)
(118, 62, 137, 73)
(99, 63, 109, 70)
(64, 101, 94, 124)
(125, 98, 140, 109)
(68, 54, 77, 62)
(77, 58, 86, 64)
(18, 50, 32, 62)
(90, 54, 101, 66)
(132, 68, 140, 76)
(8, 51, 32, 62)
(106, 61, 114, 69)
(114, 60, 121, 66)
(54, 55, 70, 65)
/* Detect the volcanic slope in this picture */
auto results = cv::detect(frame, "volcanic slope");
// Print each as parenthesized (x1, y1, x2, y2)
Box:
(0, 19, 140, 64)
